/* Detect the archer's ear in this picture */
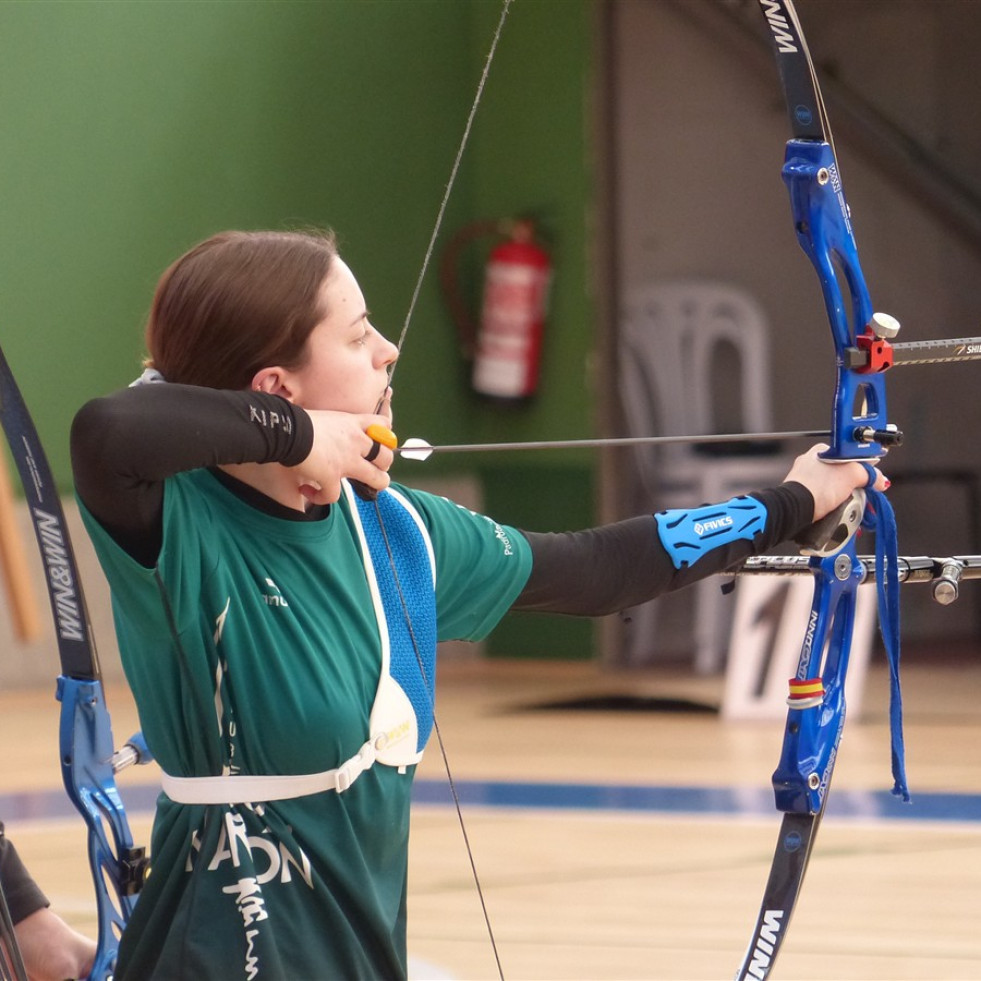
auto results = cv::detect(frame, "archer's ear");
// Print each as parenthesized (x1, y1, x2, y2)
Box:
(251, 367, 295, 401)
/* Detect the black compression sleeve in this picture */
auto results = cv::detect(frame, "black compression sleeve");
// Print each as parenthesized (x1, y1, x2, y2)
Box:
(513, 483, 813, 616)
(0, 825, 48, 925)
(71, 385, 314, 566)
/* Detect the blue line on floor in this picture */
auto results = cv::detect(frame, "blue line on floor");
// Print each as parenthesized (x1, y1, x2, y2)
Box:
(411, 779, 981, 823)
(0, 780, 978, 825)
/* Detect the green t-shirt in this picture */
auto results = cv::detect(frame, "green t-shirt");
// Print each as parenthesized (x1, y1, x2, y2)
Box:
(80, 470, 532, 980)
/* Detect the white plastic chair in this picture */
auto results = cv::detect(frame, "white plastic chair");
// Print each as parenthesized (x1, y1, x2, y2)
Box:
(618, 281, 793, 672)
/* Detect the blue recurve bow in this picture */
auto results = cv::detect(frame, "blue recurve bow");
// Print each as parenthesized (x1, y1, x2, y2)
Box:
(0, 346, 149, 980)
(736, 2, 906, 978)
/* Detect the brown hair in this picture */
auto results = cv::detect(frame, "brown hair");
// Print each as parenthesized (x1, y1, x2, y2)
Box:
(145, 229, 338, 389)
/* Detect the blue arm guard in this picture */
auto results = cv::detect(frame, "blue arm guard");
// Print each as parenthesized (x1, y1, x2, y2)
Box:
(655, 495, 768, 570)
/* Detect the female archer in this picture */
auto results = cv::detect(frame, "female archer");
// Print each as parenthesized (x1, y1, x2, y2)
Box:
(70, 228, 885, 979)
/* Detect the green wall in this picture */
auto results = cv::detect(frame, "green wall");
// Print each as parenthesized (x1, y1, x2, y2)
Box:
(0, 0, 597, 658)
(465, 1, 598, 657)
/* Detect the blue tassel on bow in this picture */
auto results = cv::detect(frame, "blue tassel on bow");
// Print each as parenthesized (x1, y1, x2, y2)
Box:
(860, 464, 910, 802)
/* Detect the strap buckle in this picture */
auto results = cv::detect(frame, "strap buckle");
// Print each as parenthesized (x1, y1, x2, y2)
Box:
(332, 740, 378, 793)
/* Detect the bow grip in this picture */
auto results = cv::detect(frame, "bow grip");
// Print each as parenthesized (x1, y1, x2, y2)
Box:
(795, 489, 865, 557)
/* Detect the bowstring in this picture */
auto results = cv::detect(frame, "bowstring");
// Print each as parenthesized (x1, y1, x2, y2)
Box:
(373, 514, 506, 981)
(386, 0, 513, 386)
(371, 3, 513, 978)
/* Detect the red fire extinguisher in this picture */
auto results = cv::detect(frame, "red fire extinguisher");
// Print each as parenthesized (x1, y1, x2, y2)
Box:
(440, 218, 552, 401)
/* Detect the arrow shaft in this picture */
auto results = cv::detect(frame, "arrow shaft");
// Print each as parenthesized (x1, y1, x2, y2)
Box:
(397, 429, 829, 456)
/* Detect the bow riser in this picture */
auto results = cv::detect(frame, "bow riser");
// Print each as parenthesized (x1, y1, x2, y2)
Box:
(774, 134, 877, 813)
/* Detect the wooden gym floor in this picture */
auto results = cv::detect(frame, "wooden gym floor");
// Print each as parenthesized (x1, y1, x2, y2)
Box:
(1, 647, 979, 981)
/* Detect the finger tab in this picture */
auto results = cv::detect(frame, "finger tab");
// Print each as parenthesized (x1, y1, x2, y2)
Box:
(366, 423, 398, 450)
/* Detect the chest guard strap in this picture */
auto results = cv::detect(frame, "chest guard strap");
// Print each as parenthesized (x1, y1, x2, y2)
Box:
(162, 486, 438, 805)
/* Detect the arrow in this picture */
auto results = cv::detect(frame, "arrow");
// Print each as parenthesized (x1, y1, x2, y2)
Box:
(395, 428, 831, 461)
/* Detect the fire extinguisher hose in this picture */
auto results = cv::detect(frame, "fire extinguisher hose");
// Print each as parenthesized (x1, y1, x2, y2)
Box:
(438, 219, 513, 359)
